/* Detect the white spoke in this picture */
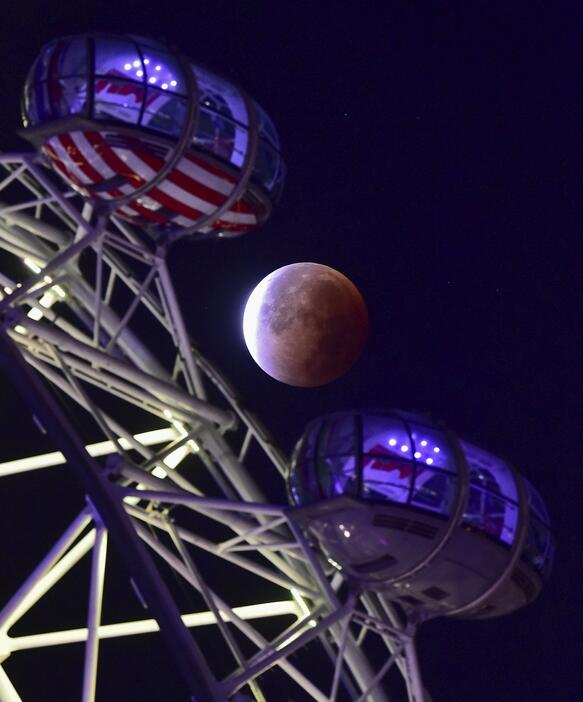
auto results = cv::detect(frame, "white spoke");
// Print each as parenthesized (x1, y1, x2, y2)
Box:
(81, 526, 108, 702)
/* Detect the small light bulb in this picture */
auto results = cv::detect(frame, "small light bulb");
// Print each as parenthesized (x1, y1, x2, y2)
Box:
(400, 445, 408, 452)
(149, 77, 157, 84)
(388, 438, 397, 447)
(161, 83, 168, 89)
(434, 447, 440, 453)
(27, 307, 43, 320)
(132, 60, 140, 68)
(24, 257, 42, 273)
(170, 80, 177, 87)
(124, 63, 131, 70)
(144, 58, 150, 65)
(155, 65, 161, 71)
(414, 451, 421, 459)
(426, 457, 434, 465)
(343, 530, 351, 538)
(420, 440, 428, 447)
(39, 292, 55, 308)
(136, 70, 144, 78)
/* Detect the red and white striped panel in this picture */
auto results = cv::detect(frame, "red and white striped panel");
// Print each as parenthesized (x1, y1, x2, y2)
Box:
(42, 130, 263, 234)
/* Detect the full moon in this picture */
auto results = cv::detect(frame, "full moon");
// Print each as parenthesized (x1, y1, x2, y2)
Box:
(243, 262, 368, 387)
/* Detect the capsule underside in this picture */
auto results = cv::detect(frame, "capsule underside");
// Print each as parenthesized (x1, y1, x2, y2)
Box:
(288, 411, 554, 619)
(21, 35, 285, 237)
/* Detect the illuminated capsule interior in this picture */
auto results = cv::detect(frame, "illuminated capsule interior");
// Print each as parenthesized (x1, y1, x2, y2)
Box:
(20, 34, 285, 237)
(288, 411, 554, 619)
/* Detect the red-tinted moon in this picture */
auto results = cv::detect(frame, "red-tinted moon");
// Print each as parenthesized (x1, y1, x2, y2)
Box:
(243, 262, 368, 387)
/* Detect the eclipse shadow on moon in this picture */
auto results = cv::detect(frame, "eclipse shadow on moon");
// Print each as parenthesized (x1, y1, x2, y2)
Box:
(243, 262, 368, 387)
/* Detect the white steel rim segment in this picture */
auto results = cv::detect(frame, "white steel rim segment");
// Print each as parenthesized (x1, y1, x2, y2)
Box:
(0, 153, 426, 702)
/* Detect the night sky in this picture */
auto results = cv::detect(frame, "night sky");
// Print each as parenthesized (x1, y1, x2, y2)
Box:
(0, 2, 580, 701)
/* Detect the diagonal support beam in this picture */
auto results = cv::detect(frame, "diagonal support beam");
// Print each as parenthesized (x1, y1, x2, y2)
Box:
(0, 511, 93, 633)
(81, 526, 108, 702)
(7, 313, 233, 427)
(0, 666, 23, 702)
(0, 211, 106, 312)
(0, 325, 220, 702)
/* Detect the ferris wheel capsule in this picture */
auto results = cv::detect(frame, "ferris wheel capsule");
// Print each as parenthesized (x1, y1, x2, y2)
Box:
(288, 410, 554, 620)
(20, 33, 285, 239)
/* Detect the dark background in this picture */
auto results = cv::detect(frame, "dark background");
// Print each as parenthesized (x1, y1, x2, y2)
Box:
(0, 2, 580, 701)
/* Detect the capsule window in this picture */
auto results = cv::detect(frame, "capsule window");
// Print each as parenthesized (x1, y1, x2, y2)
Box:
(407, 422, 457, 472)
(523, 516, 554, 579)
(93, 79, 144, 125)
(30, 42, 56, 82)
(29, 82, 55, 123)
(140, 47, 185, 96)
(267, 157, 286, 203)
(361, 414, 411, 460)
(361, 456, 412, 505)
(55, 39, 88, 78)
(253, 141, 282, 193)
(49, 77, 89, 117)
(24, 40, 89, 124)
(194, 107, 241, 164)
(410, 469, 455, 516)
(321, 415, 356, 458)
(194, 65, 248, 126)
(288, 455, 320, 506)
(464, 486, 518, 544)
(522, 477, 550, 525)
(255, 102, 280, 150)
(94, 39, 141, 81)
(141, 91, 187, 136)
(23, 79, 44, 124)
(319, 455, 358, 499)
(297, 423, 319, 460)
(462, 441, 519, 503)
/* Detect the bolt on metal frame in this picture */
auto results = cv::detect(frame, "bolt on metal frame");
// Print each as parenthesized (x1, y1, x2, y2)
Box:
(0, 153, 429, 701)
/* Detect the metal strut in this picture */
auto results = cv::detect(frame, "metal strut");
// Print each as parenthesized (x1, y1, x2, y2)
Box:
(0, 324, 220, 702)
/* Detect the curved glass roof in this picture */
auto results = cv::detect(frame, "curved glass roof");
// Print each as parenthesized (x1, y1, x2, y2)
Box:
(21, 34, 285, 201)
(290, 411, 461, 519)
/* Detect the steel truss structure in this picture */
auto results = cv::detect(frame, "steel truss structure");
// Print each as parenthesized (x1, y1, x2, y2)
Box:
(0, 152, 428, 701)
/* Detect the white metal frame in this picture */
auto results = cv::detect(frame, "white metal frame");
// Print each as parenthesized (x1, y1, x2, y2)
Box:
(0, 153, 427, 701)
